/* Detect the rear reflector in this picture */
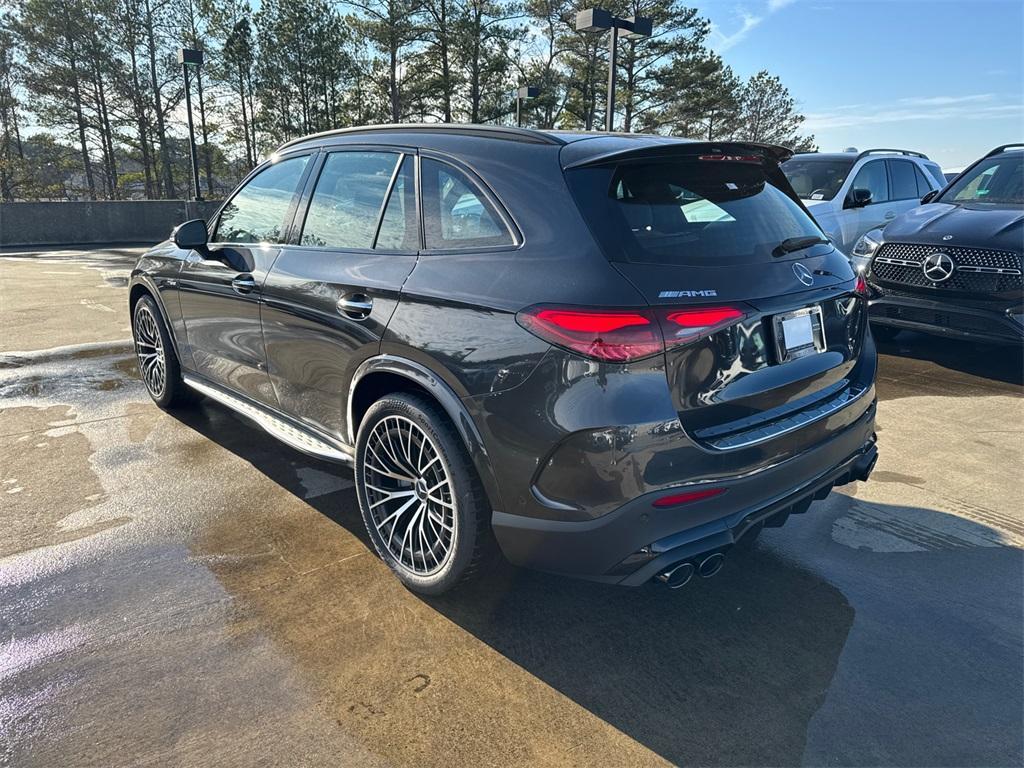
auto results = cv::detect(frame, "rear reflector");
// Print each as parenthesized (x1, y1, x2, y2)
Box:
(517, 304, 746, 362)
(652, 487, 727, 508)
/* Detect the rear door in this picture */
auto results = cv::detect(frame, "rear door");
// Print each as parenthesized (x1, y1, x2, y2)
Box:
(565, 150, 869, 456)
(178, 152, 314, 406)
(261, 148, 420, 442)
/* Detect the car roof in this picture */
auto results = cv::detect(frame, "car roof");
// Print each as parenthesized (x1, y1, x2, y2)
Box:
(788, 150, 934, 163)
(277, 123, 791, 168)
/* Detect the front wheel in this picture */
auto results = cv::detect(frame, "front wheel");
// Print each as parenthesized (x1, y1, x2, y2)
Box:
(354, 393, 491, 595)
(132, 295, 193, 409)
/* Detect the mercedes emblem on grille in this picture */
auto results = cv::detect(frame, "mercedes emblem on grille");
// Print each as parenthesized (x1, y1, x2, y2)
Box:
(793, 262, 814, 286)
(922, 252, 955, 282)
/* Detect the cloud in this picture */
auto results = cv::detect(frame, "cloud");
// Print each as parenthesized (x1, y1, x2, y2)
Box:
(708, 0, 799, 52)
(803, 95, 1021, 130)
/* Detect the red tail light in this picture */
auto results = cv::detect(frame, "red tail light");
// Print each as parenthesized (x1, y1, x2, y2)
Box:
(854, 274, 868, 296)
(652, 487, 727, 508)
(517, 304, 745, 362)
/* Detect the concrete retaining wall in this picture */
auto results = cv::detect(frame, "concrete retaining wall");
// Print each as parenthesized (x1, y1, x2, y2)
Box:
(0, 200, 223, 247)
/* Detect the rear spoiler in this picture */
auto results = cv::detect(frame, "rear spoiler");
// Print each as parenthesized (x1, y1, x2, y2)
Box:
(561, 139, 794, 170)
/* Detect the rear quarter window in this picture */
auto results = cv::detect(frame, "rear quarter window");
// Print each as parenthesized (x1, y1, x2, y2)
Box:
(566, 158, 825, 266)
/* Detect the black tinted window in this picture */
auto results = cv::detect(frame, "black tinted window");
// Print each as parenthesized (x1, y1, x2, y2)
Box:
(889, 160, 918, 200)
(421, 159, 513, 249)
(375, 156, 419, 251)
(943, 153, 1024, 205)
(781, 158, 853, 200)
(914, 166, 933, 197)
(301, 151, 399, 249)
(215, 155, 309, 243)
(850, 161, 889, 204)
(566, 158, 824, 266)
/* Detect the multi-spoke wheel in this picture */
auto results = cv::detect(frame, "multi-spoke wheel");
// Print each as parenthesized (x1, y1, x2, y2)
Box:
(134, 302, 167, 399)
(132, 295, 192, 409)
(355, 393, 491, 595)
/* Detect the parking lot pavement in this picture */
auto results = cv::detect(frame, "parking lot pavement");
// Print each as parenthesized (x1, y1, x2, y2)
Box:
(1, 247, 1021, 768)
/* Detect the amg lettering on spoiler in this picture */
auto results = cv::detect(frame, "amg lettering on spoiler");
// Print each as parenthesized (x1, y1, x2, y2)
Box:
(659, 289, 719, 298)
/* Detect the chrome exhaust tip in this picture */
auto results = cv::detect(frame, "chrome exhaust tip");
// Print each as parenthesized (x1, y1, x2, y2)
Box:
(656, 562, 695, 589)
(697, 553, 726, 578)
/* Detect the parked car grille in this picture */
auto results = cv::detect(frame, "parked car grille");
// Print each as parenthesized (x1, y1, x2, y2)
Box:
(871, 243, 1023, 293)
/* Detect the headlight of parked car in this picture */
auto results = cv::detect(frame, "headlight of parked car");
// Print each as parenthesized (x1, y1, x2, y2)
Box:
(851, 229, 883, 273)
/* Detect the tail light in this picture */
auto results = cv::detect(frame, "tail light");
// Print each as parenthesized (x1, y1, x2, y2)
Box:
(854, 274, 868, 296)
(517, 304, 746, 363)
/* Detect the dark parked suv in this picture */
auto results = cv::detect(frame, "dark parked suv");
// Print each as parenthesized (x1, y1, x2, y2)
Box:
(852, 143, 1024, 344)
(129, 125, 878, 595)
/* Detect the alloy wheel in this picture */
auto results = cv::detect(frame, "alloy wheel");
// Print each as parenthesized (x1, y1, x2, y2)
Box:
(362, 415, 456, 575)
(134, 304, 167, 398)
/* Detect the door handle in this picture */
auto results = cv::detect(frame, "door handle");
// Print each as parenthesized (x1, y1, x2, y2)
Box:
(231, 275, 258, 294)
(337, 294, 373, 319)
(884, 210, 896, 220)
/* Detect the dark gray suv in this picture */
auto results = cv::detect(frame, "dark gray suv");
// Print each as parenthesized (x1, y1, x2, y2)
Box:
(129, 125, 878, 595)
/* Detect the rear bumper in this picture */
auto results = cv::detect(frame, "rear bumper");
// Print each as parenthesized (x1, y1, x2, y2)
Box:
(491, 399, 877, 584)
(869, 294, 1024, 344)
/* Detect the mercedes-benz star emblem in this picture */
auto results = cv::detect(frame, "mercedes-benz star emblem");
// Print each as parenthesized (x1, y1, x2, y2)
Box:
(941, 234, 954, 241)
(922, 252, 955, 282)
(793, 262, 814, 286)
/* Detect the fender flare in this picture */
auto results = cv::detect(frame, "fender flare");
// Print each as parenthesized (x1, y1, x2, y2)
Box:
(128, 273, 185, 361)
(348, 355, 504, 514)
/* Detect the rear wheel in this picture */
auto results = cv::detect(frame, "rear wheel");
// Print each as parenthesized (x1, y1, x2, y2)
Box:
(870, 323, 901, 343)
(132, 295, 192, 409)
(355, 393, 491, 595)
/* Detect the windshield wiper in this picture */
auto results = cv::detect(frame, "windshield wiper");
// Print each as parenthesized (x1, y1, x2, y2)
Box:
(773, 235, 829, 257)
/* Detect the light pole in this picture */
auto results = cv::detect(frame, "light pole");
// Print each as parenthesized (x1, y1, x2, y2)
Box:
(575, 9, 652, 132)
(516, 86, 539, 128)
(178, 48, 204, 201)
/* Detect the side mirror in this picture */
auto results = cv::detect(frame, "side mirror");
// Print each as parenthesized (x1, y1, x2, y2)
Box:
(920, 190, 938, 205)
(846, 188, 873, 209)
(172, 219, 209, 250)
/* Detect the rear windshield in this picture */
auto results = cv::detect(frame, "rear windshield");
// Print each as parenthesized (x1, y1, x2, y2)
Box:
(781, 158, 854, 200)
(566, 159, 824, 266)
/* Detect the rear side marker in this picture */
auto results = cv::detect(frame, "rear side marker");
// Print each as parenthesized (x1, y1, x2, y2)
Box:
(652, 487, 727, 508)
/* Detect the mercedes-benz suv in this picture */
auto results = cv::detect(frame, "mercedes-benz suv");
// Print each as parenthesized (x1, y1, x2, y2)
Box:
(853, 143, 1024, 345)
(129, 125, 878, 595)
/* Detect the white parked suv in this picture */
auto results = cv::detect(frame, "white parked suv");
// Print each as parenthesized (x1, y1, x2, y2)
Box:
(782, 149, 945, 255)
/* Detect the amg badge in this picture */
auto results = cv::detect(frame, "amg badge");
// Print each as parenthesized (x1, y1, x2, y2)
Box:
(659, 289, 718, 298)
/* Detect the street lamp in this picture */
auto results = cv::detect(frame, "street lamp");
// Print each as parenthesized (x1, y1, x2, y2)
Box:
(516, 86, 539, 128)
(178, 47, 204, 202)
(575, 8, 652, 132)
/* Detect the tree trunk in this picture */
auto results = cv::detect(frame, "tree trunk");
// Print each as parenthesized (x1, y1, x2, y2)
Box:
(195, 69, 213, 195)
(145, 0, 175, 198)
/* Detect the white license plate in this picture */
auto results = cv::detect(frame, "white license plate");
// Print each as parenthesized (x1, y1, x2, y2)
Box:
(782, 313, 814, 352)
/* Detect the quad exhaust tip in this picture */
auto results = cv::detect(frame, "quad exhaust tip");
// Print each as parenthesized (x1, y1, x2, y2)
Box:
(656, 562, 695, 589)
(698, 553, 726, 578)
(657, 552, 727, 588)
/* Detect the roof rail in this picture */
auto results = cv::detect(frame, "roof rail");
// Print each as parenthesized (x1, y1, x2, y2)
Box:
(984, 143, 1024, 158)
(277, 123, 565, 152)
(856, 148, 929, 160)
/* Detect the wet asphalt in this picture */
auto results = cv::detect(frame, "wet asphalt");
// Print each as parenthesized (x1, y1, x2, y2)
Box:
(1, 247, 1022, 768)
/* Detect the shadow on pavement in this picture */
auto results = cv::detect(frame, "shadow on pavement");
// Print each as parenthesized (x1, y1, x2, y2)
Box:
(876, 330, 1023, 387)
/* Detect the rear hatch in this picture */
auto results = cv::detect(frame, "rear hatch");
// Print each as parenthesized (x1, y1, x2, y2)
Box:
(564, 142, 871, 453)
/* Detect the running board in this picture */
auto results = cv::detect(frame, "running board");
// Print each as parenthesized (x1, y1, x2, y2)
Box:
(183, 375, 353, 464)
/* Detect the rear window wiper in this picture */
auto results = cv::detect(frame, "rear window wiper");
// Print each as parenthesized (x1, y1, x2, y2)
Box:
(773, 235, 830, 257)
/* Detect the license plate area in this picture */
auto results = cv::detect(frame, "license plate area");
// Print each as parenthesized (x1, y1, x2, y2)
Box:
(773, 305, 827, 362)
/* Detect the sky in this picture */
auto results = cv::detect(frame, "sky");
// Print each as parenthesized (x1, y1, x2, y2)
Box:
(691, 0, 1024, 170)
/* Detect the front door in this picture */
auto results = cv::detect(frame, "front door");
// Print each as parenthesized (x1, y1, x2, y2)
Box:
(261, 149, 420, 442)
(178, 152, 314, 407)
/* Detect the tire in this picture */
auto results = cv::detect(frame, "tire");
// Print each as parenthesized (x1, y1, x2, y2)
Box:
(132, 294, 193, 409)
(870, 323, 901, 343)
(355, 392, 491, 595)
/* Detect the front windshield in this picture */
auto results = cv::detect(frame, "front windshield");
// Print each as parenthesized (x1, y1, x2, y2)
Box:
(781, 158, 854, 201)
(940, 151, 1023, 205)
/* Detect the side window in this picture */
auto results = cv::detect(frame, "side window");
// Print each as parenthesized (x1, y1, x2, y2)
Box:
(889, 160, 918, 200)
(924, 163, 946, 187)
(375, 156, 419, 251)
(850, 161, 889, 204)
(301, 151, 400, 249)
(214, 155, 310, 244)
(914, 166, 934, 197)
(421, 158, 514, 249)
